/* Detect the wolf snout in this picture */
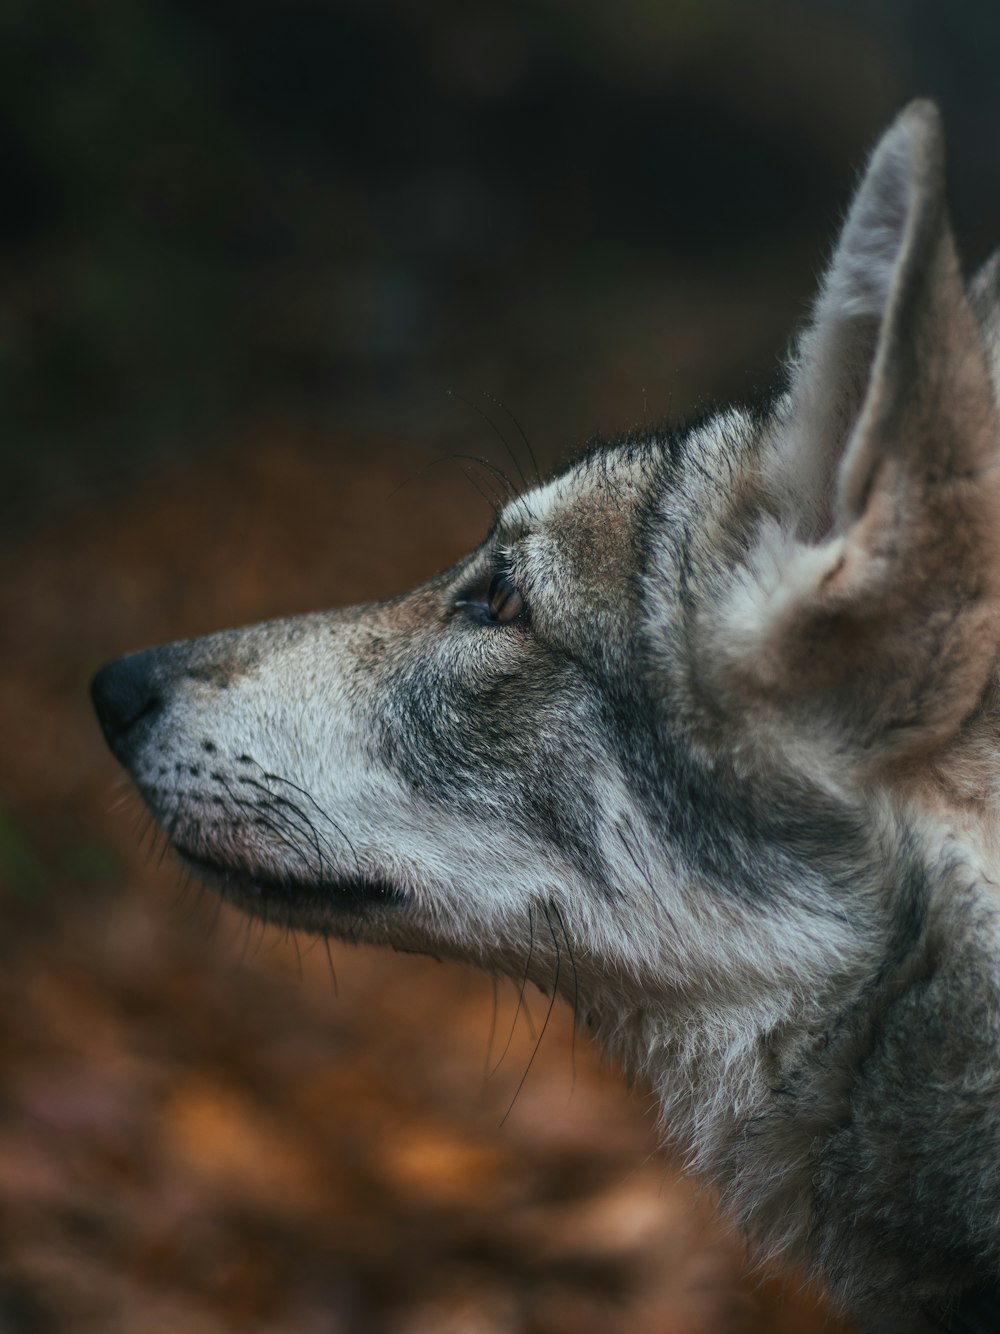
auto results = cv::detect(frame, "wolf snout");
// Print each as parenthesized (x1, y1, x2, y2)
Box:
(91, 648, 168, 760)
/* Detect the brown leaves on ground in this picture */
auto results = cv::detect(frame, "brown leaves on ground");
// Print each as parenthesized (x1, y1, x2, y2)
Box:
(0, 436, 854, 1332)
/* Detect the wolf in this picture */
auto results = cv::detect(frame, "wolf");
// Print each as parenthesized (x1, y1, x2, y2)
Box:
(91, 102, 1000, 1332)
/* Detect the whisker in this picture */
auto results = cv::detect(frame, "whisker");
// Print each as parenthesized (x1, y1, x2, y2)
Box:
(448, 451, 517, 504)
(238, 775, 329, 878)
(499, 901, 561, 1127)
(458, 463, 503, 521)
(489, 902, 536, 1078)
(465, 393, 528, 493)
(383, 451, 501, 522)
(618, 815, 682, 935)
(246, 913, 269, 960)
(484, 974, 500, 1083)
(251, 766, 362, 878)
(321, 932, 339, 996)
(445, 392, 520, 493)
(481, 391, 541, 491)
(107, 791, 135, 816)
(154, 823, 174, 871)
(217, 773, 315, 875)
(551, 901, 579, 1093)
(519, 988, 539, 1042)
(444, 388, 537, 526)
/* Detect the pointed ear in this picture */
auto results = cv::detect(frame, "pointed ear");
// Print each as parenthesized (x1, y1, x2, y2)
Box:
(969, 247, 1000, 385)
(722, 101, 1000, 765)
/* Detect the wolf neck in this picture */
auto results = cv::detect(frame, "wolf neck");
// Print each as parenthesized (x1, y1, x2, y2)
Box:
(597, 833, 1000, 1324)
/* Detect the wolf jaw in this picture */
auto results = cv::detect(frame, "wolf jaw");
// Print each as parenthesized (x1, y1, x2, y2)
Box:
(92, 101, 1000, 1331)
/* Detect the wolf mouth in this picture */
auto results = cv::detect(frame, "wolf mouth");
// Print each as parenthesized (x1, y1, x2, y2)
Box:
(175, 846, 409, 917)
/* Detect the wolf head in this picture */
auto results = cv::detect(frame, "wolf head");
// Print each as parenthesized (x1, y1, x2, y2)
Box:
(93, 102, 1000, 1323)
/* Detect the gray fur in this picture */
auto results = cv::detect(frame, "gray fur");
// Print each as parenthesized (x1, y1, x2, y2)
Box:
(92, 102, 1000, 1331)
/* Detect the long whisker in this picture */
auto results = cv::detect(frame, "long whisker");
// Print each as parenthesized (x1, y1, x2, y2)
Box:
(242, 779, 329, 879)
(290, 929, 304, 983)
(321, 932, 339, 996)
(447, 451, 518, 507)
(461, 391, 529, 493)
(484, 974, 500, 1082)
(618, 815, 682, 937)
(481, 391, 542, 489)
(250, 765, 362, 878)
(445, 392, 521, 494)
(499, 901, 561, 1127)
(217, 774, 317, 878)
(489, 902, 535, 1078)
(459, 465, 503, 520)
(551, 900, 579, 1093)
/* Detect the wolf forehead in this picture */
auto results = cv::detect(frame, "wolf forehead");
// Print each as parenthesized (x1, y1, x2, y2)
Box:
(482, 409, 765, 629)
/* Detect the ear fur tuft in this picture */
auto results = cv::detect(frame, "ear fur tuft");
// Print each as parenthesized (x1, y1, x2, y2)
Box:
(719, 102, 1000, 766)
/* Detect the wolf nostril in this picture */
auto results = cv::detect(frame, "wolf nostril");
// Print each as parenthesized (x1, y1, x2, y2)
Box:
(90, 651, 165, 760)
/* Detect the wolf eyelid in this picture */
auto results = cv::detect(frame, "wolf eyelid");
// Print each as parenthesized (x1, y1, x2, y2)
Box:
(486, 570, 525, 623)
(453, 571, 527, 625)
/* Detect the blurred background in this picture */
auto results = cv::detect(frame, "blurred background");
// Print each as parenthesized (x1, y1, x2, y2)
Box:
(3, 1, 999, 1329)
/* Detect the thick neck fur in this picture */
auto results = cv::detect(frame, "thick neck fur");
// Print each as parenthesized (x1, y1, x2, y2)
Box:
(587, 786, 1000, 1329)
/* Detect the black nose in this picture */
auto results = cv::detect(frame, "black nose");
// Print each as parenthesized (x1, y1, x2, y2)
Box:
(91, 649, 165, 760)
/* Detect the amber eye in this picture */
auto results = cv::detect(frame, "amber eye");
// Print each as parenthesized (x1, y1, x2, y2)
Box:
(487, 571, 525, 623)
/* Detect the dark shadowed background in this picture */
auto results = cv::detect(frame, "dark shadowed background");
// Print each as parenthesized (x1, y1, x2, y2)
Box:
(2, 2, 998, 1330)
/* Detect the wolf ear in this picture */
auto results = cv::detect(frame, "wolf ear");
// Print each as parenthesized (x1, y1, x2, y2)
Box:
(729, 101, 1000, 765)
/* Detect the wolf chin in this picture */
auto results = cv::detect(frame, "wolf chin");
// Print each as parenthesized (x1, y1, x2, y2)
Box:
(92, 103, 1000, 1332)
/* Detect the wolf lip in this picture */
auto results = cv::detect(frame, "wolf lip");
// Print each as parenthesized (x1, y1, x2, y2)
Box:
(175, 847, 408, 913)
